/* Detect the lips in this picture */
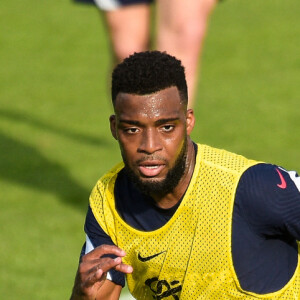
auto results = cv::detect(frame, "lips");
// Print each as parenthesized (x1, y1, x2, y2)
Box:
(138, 161, 165, 177)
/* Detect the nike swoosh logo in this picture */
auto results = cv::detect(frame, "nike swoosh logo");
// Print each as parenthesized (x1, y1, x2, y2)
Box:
(138, 251, 166, 262)
(276, 168, 287, 189)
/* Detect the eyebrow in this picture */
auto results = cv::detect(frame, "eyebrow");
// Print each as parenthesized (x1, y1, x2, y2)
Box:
(118, 119, 141, 126)
(118, 117, 180, 126)
(155, 118, 180, 126)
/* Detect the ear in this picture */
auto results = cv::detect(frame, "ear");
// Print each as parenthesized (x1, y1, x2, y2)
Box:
(186, 109, 195, 135)
(109, 115, 118, 140)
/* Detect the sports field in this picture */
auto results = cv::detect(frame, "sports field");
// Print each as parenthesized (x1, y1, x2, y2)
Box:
(0, 0, 299, 299)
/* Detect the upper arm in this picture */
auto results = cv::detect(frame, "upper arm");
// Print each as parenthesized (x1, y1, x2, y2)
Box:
(237, 163, 300, 239)
(82, 206, 126, 287)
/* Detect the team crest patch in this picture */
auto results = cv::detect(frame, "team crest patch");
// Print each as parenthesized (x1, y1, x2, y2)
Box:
(145, 277, 182, 299)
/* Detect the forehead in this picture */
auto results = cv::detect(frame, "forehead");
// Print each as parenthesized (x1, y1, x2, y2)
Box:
(114, 86, 185, 120)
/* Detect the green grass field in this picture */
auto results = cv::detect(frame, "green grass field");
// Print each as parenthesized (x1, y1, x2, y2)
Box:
(0, 0, 299, 299)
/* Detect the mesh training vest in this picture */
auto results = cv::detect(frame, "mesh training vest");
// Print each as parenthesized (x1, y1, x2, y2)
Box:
(90, 144, 300, 299)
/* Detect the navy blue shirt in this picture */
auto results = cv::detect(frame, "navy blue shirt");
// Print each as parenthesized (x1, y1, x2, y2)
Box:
(81, 158, 300, 294)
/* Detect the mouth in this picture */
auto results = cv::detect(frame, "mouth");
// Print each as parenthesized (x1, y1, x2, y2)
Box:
(138, 161, 166, 177)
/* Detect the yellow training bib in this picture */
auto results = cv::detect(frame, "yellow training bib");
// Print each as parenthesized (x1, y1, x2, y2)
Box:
(90, 144, 300, 299)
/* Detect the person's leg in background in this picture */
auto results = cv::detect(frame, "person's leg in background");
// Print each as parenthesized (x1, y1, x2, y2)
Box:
(94, 0, 151, 62)
(156, 0, 217, 108)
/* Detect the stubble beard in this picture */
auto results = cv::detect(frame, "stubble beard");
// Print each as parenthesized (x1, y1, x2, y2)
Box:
(122, 139, 188, 197)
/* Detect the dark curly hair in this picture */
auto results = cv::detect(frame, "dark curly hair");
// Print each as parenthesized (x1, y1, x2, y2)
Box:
(111, 51, 188, 106)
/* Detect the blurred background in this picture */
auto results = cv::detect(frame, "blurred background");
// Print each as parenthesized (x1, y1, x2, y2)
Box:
(0, 0, 299, 299)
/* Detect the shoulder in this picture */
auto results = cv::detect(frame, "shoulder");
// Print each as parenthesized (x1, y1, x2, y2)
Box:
(239, 163, 300, 194)
(89, 162, 124, 212)
(236, 163, 300, 234)
(92, 162, 125, 196)
(237, 163, 297, 205)
(196, 144, 259, 173)
(89, 162, 124, 239)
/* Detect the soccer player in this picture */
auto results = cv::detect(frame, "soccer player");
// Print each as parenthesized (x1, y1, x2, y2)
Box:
(70, 51, 300, 299)
(93, 0, 217, 108)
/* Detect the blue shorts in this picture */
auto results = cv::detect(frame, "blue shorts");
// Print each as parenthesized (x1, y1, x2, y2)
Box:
(94, 0, 153, 11)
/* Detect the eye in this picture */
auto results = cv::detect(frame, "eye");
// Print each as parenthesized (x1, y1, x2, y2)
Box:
(125, 127, 139, 134)
(161, 125, 175, 132)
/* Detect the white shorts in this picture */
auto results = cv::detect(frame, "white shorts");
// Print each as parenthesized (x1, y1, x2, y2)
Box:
(94, 0, 152, 11)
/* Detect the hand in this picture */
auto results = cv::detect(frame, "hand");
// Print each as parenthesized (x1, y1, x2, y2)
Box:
(71, 245, 133, 300)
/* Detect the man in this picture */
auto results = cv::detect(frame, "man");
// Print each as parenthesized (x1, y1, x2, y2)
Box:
(70, 51, 300, 299)
(93, 0, 217, 108)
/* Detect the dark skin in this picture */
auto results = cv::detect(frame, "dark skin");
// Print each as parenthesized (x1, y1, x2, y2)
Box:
(70, 86, 195, 299)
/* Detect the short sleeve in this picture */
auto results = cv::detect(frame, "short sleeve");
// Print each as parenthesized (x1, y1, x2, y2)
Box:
(237, 163, 300, 239)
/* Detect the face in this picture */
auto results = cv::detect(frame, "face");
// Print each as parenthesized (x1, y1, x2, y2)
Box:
(110, 86, 195, 196)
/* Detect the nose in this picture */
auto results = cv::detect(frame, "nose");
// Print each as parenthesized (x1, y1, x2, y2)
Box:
(138, 128, 162, 154)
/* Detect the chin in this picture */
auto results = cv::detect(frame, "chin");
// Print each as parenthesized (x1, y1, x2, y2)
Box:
(140, 173, 166, 181)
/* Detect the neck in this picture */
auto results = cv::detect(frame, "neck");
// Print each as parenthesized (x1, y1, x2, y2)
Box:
(151, 139, 196, 209)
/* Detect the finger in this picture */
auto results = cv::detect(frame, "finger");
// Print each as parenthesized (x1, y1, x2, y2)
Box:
(83, 257, 123, 288)
(83, 268, 106, 289)
(87, 257, 121, 275)
(115, 263, 133, 274)
(91, 257, 133, 274)
(83, 245, 126, 261)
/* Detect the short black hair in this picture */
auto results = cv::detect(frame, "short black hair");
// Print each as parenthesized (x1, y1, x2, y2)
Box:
(111, 51, 188, 106)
